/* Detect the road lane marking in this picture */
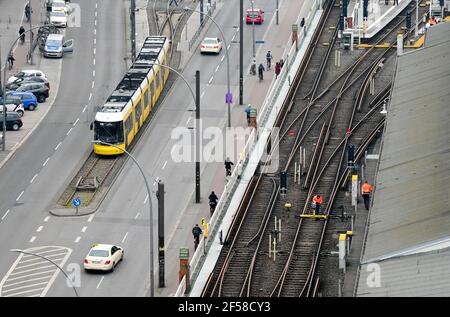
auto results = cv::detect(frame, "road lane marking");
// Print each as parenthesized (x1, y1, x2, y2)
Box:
(221, 55, 225, 62)
(81, 226, 87, 233)
(16, 191, 24, 201)
(96, 3, 98, 8)
(1, 209, 10, 221)
(94, 19, 97, 26)
(43, 157, 50, 166)
(44, 216, 50, 222)
(227, 45, 230, 50)
(93, 70, 95, 77)
(87, 214, 95, 222)
(162, 161, 167, 169)
(208, 76, 214, 84)
(97, 276, 104, 289)
(29, 236, 36, 243)
(54, 142, 62, 150)
(75, 237, 81, 243)
(93, 47, 96, 55)
(93, 58, 96, 66)
(73, 118, 79, 126)
(94, 29, 96, 35)
(122, 232, 129, 243)
(66, 128, 73, 136)
(215, 65, 220, 72)
(186, 117, 191, 124)
(135, 212, 140, 219)
(30, 174, 38, 183)
(82, 105, 87, 113)
(94, 38, 96, 45)
(143, 194, 149, 204)
(201, 91, 206, 99)
(92, 81, 95, 89)
(36, 226, 43, 232)
(89, 93, 92, 101)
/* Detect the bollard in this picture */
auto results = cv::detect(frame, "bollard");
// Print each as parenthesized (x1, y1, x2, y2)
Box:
(273, 239, 277, 261)
(397, 33, 404, 55)
(339, 234, 346, 272)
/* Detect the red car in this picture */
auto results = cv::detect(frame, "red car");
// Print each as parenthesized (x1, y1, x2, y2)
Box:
(245, 8, 264, 24)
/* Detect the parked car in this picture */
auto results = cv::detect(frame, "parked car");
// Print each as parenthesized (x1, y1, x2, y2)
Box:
(43, 33, 73, 58)
(6, 76, 50, 91)
(245, 8, 264, 24)
(7, 70, 47, 84)
(200, 37, 222, 54)
(0, 96, 25, 117)
(0, 112, 23, 131)
(49, 10, 67, 28)
(13, 83, 49, 103)
(7, 92, 38, 111)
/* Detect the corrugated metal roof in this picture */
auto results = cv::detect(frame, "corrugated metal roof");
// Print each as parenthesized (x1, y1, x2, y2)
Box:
(357, 248, 450, 297)
(425, 21, 450, 47)
(356, 24, 450, 296)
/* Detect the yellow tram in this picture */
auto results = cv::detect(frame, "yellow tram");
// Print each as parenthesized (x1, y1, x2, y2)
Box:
(93, 36, 170, 155)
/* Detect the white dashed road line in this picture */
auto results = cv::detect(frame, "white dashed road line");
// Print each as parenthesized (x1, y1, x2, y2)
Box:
(73, 118, 79, 126)
(29, 236, 36, 243)
(143, 194, 149, 204)
(122, 232, 129, 243)
(208, 76, 214, 84)
(215, 65, 220, 72)
(201, 91, 206, 99)
(81, 226, 87, 233)
(36, 226, 43, 233)
(54, 142, 62, 150)
(44, 216, 50, 222)
(16, 191, 24, 201)
(97, 276, 104, 289)
(43, 157, 50, 167)
(162, 161, 167, 169)
(82, 105, 87, 113)
(30, 174, 38, 184)
(1, 209, 10, 221)
(87, 214, 95, 222)
(66, 128, 73, 136)
(75, 237, 81, 243)
(135, 212, 140, 219)
(221, 55, 225, 62)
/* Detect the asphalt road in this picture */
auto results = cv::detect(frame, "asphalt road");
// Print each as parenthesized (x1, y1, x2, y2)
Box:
(0, 0, 127, 297)
(0, 0, 286, 297)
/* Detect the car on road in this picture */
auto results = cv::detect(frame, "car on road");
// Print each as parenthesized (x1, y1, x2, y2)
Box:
(51, 0, 69, 14)
(200, 37, 222, 54)
(49, 11, 68, 28)
(6, 76, 50, 91)
(43, 33, 74, 58)
(245, 8, 264, 24)
(0, 96, 25, 117)
(7, 70, 47, 84)
(83, 244, 124, 272)
(13, 83, 50, 103)
(7, 92, 38, 111)
(0, 112, 23, 131)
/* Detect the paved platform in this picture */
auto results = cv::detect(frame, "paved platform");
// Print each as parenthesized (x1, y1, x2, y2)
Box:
(346, 0, 413, 39)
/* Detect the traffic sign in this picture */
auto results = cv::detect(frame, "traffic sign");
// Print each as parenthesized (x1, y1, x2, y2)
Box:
(72, 198, 81, 207)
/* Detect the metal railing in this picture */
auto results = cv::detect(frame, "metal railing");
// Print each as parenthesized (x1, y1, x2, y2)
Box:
(175, 0, 324, 297)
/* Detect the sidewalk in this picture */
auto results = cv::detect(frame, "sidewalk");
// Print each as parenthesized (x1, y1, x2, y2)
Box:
(154, 0, 317, 296)
(0, 0, 60, 169)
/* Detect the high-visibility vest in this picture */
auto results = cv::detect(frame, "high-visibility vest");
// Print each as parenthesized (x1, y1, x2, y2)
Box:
(313, 195, 323, 204)
(362, 183, 373, 193)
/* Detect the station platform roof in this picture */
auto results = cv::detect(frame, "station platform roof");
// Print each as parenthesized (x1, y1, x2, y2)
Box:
(356, 21, 450, 296)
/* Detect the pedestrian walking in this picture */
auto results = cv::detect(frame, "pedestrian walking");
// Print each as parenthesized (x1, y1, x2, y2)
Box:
(279, 59, 284, 69)
(275, 62, 281, 79)
(224, 157, 234, 176)
(258, 63, 265, 80)
(361, 180, 373, 210)
(266, 50, 273, 70)
(192, 224, 203, 250)
(312, 194, 323, 215)
(245, 104, 252, 125)
(7, 54, 15, 70)
(209, 191, 219, 216)
(25, 3, 31, 22)
(19, 26, 26, 44)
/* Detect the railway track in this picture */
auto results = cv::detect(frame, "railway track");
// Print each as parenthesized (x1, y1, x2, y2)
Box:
(202, 0, 428, 297)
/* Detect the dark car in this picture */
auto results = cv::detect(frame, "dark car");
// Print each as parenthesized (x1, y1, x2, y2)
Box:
(13, 83, 49, 103)
(6, 76, 50, 91)
(0, 112, 23, 131)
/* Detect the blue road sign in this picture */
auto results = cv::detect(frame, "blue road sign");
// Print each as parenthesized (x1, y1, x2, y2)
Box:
(72, 198, 81, 207)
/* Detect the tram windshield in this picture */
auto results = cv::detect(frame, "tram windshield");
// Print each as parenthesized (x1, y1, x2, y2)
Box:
(94, 121, 124, 144)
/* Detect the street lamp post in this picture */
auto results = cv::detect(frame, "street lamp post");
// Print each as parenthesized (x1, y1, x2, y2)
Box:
(251, 0, 256, 59)
(184, 7, 232, 128)
(92, 140, 155, 297)
(10, 249, 79, 297)
(2, 25, 46, 151)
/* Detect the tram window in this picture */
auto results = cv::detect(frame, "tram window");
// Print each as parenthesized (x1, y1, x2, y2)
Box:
(144, 88, 149, 109)
(135, 99, 142, 124)
(94, 121, 124, 144)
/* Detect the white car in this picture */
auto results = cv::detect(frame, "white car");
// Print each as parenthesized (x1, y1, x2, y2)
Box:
(51, 0, 68, 13)
(0, 104, 25, 117)
(8, 70, 47, 84)
(83, 244, 124, 272)
(200, 37, 222, 54)
(49, 11, 67, 27)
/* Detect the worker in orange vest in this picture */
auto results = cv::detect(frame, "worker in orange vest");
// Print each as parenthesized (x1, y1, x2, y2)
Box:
(361, 180, 373, 210)
(312, 194, 323, 215)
